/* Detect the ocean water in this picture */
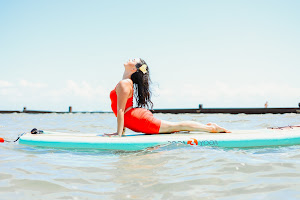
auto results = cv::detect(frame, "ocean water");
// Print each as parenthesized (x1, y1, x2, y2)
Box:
(1, 113, 300, 200)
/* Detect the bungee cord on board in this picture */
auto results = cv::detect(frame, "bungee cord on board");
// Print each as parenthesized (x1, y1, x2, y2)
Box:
(268, 125, 300, 130)
(0, 128, 43, 143)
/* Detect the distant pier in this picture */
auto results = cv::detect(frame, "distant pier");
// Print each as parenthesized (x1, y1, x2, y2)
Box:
(152, 103, 300, 114)
(0, 106, 108, 114)
(0, 104, 300, 114)
(152, 107, 300, 114)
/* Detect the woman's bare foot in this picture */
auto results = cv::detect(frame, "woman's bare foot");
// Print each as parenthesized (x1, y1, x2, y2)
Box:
(207, 123, 231, 133)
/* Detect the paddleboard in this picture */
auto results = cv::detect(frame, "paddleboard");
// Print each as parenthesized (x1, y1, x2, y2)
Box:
(18, 127, 300, 151)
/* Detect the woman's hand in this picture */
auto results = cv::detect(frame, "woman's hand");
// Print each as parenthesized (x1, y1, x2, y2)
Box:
(103, 133, 121, 137)
(207, 123, 231, 133)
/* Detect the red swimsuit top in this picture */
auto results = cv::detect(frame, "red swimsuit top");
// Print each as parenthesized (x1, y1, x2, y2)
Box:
(110, 86, 133, 116)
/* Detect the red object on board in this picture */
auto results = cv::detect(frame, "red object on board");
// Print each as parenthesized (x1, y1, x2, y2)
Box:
(0, 137, 4, 143)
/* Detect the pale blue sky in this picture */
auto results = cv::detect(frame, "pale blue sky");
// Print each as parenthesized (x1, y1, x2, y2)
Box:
(0, 0, 299, 111)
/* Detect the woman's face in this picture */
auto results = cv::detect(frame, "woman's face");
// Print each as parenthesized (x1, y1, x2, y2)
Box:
(124, 58, 141, 70)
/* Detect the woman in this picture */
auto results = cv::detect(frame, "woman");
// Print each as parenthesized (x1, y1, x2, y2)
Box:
(106, 58, 230, 137)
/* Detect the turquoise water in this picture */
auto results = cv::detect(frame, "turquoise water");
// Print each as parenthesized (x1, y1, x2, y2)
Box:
(1, 113, 300, 199)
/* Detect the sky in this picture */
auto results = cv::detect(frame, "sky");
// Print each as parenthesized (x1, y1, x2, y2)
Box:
(0, 0, 299, 112)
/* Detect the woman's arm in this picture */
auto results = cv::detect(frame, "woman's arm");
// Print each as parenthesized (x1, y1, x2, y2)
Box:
(115, 80, 132, 136)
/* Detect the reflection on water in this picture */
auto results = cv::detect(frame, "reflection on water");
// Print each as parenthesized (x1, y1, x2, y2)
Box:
(0, 113, 300, 199)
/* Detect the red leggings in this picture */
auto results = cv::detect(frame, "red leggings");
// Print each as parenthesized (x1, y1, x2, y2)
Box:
(124, 108, 161, 134)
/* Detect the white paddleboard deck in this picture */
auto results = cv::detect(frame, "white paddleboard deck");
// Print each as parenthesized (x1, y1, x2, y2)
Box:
(19, 127, 300, 151)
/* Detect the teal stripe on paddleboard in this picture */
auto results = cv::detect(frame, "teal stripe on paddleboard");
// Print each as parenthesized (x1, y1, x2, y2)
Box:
(205, 138, 300, 148)
(19, 138, 163, 151)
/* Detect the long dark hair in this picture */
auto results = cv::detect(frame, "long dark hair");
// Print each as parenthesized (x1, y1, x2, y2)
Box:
(131, 58, 153, 109)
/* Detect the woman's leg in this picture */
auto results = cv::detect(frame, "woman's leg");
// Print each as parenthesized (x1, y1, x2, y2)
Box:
(159, 120, 230, 133)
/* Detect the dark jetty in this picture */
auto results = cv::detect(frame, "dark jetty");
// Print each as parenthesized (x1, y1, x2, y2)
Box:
(0, 107, 107, 114)
(1, 104, 300, 114)
(152, 107, 300, 114)
(152, 104, 300, 114)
